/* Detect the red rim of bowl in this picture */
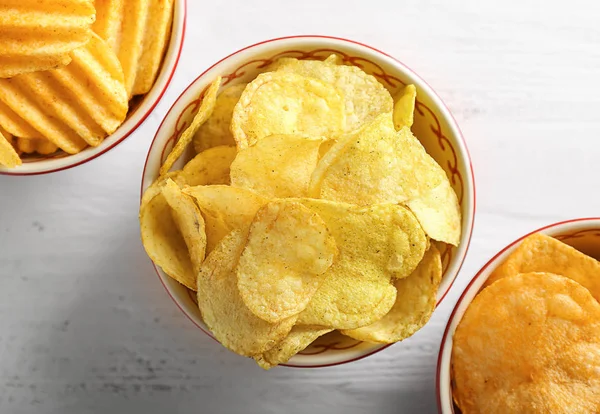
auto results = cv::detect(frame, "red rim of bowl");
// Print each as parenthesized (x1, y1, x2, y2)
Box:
(435, 216, 600, 413)
(0, 0, 187, 177)
(141, 34, 476, 368)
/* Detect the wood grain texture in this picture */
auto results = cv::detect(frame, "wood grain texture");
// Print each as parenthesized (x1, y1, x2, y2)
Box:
(1, 0, 600, 413)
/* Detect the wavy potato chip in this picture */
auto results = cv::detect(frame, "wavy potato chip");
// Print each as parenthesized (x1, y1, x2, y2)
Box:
(0, 99, 38, 138)
(193, 83, 246, 153)
(197, 230, 297, 356)
(342, 244, 442, 343)
(230, 134, 324, 198)
(231, 72, 345, 149)
(0, 129, 20, 167)
(295, 199, 427, 329)
(452, 272, 600, 414)
(237, 200, 337, 323)
(393, 84, 417, 130)
(16, 137, 58, 155)
(181, 145, 236, 187)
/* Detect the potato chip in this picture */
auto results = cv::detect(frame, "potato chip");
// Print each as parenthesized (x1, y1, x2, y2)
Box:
(255, 326, 333, 370)
(197, 230, 297, 356)
(140, 171, 184, 210)
(295, 199, 427, 329)
(393, 84, 417, 130)
(274, 56, 393, 133)
(0, 99, 37, 138)
(230, 134, 324, 198)
(484, 233, 600, 301)
(0, 129, 20, 167)
(0, 0, 95, 78)
(181, 145, 236, 187)
(342, 244, 441, 343)
(237, 200, 337, 323)
(193, 83, 246, 153)
(16, 137, 58, 155)
(160, 77, 221, 176)
(452, 272, 600, 414)
(230, 72, 345, 149)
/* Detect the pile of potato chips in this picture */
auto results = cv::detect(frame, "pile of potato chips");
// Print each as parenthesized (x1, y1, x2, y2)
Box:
(452, 233, 600, 413)
(0, 0, 175, 168)
(140, 55, 462, 369)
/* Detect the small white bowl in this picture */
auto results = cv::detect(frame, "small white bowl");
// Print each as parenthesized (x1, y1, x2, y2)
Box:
(0, 0, 187, 176)
(437, 217, 600, 413)
(142, 35, 475, 368)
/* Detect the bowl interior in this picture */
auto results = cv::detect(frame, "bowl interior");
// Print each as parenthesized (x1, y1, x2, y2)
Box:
(143, 37, 473, 367)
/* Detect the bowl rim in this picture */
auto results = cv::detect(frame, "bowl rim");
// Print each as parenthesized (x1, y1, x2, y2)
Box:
(0, 0, 188, 177)
(436, 216, 600, 413)
(141, 34, 476, 368)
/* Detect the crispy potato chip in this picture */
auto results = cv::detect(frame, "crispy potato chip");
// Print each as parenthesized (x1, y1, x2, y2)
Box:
(230, 134, 324, 198)
(452, 272, 600, 414)
(342, 244, 442, 343)
(160, 77, 221, 176)
(140, 170, 184, 210)
(0, 99, 38, 138)
(197, 230, 297, 356)
(231, 72, 345, 149)
(193, 83, 246, 153)
(181, 145, 236, 187)
(255, 326, 333, 370)
(274, 56, 393, 133)
(16, 137, 58, 155)
(183, 185, 266, 253)
(484, 233, 600, 301)
(393, 84, 417, 130)
(0, 129, 20, 167)
(295, 199, 427, 329)
(237, 200, 337, 323)
(0, 0, 95, 78)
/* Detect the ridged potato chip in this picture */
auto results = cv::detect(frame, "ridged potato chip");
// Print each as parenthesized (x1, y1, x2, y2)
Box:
(197, 230, 297, 356)
(231, 72, 345, 149)
(0, 0, 96, 78)
(181, 145, 236, 187)
(0, 128, 20, 167)
(237, 200, 337, 323)
(16, 137, 58, 155)
(393, 84, 417, 130)
(296, 199, 427, 329)
(193, 83, 246, 153)
(452, 272, 600, 414)
(0, 99, 37, 138)
(230, 134, 324, 198)
(342, 244, 442, 343)
(484, 233, 600, 301)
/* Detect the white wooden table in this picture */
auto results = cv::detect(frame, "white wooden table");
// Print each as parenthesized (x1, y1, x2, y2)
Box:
(2, 1, 600, 413)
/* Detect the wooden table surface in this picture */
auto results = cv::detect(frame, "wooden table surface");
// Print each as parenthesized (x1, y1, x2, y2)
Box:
(1, 1, 600, 413)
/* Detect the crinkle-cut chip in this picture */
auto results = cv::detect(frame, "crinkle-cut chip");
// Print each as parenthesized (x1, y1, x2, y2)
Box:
(452, 272, 600, 414)
(193, 83, 246, 153)
(197, 230, 297, 356)
(183, 185, 266, 254)
(230, 72, 345, 150)
(237, 200, 337, 323)
(342, 244, 442, 343)
(393, 84, 417, 130)
(274, 56, 393, 133)
(161, 179, 206, 289)
(160, 77, 221, 175)
(16, 137, 58, 155)
(255, 326, 333, 370)
(0, 33, 128, 153)
(0, 0, 96, 78)
(181, 145, 236, 187)
(0, 98, 37, 138)
(294, 199, 427, 329)
(230, 134, 324, 198)
(484, 233, 600, 301)
(0, 129, 20, 167)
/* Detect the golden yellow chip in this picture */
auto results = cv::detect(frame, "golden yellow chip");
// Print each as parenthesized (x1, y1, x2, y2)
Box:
(193, 83, 246, 153)
(197, 230, 297, 356)
(230, 134, 324, 198)
(140, 170, 184, 210)
(160, 77, 221, 176)
(393, 84, 417, 130)
(452, 272, 600, 414)
(0, 98, 38, 138)
(16, 137, 58, 155)
(237, 200, 337, 323)
(342, 244, 442, 343)
(181, 145, 236, 187)
(0, 128, 20, 168)
(484, 233, 600, 301)
(295, 199, 427, 329)
(230, 71, 345, 149)
(274, 56, 393, 133)
(0, 0, 95, 78)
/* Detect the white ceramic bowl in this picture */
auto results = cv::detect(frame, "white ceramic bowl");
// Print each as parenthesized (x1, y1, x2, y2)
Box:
(437, 217, 600, 413)
(142, 35, 475, 368)
(0, 0, 186, 176)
